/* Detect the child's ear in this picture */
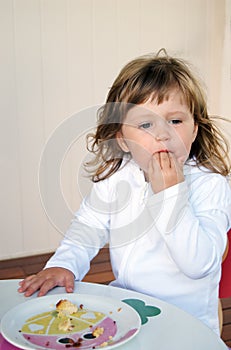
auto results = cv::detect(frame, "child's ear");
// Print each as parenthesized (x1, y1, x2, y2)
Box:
(116, 131, 129, 152)
(192, 123, 198, 142)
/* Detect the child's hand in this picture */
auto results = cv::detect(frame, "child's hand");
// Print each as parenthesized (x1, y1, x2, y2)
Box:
(148, 151, 184, 193)
(18, 267, 75, 297)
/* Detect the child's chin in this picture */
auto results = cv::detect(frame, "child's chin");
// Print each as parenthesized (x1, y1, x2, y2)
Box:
(177, 156, 187, 165)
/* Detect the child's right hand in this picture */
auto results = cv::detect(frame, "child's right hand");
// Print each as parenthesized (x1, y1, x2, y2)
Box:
(18, 267, 75, 297)
(148, 151, 184, 193)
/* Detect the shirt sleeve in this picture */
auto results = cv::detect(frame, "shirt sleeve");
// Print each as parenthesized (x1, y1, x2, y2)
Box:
(146, 174, 231, 279)
(45, 180, 111, 280)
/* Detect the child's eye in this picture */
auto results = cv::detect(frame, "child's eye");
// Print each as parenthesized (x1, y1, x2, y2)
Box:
(169, 119, 182, 125)
(139, 122, 152, 129)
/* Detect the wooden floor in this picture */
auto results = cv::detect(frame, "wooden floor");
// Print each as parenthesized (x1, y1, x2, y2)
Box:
(0, 250, 230, 347)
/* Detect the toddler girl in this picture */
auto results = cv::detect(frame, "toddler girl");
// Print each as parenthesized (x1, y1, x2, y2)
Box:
(19, 50, 231, 335)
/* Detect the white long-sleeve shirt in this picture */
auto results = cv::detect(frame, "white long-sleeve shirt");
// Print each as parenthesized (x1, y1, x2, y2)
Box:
(46, 159, 231, 334)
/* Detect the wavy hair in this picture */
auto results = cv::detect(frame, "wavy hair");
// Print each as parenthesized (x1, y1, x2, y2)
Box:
(86, 50, 231, 182)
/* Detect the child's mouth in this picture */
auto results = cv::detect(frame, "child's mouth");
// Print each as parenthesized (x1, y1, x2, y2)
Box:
(153, 149, 169, 154)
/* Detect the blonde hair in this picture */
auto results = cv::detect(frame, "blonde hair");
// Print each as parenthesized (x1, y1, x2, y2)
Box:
(87, 50, 231, 182)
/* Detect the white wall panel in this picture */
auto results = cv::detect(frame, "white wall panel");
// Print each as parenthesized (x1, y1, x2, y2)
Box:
(116, 0, 142, 64)
(40, 0, 69, 134)
(67, 0, 94, 113)
(0, 0, 230, 259)
(0, 0, 23, 256)
(91, 0, 118, 104)
(219, 0, 231, 142)
(13, 0, 62, 254)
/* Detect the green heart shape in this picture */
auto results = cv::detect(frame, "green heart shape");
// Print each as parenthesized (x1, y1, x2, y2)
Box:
(122, 299, 161, 325)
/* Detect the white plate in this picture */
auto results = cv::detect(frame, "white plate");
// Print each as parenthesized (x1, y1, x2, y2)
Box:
(1, 293, 141, 350)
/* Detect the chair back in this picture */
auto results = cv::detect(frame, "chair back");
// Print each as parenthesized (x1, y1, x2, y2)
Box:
(219, 229, 231, 298)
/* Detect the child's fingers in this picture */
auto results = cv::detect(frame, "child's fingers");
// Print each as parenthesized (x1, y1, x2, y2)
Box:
(64, 275, 75, 293)
(168, 152, 184, 172)
(151, 152, 161, 168)
(168, 151, 178, 169)
(158, 151, 171, 169)
(168, 152, 185, 182)
(37, 278, 60, 297)
(37, 273, 74, 297)
(148, 152, 160, 175)
(18, 275, 37, 293)
(22, 277, 47, 297)
(18, 268, 74, 297)
(18, 274, 36, 288)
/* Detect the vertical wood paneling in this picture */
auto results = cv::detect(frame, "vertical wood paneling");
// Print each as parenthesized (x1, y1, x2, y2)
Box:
(39, 0, 74, 249)
(161, 0, 187, 51)
(116, 0, 142, 64)
(0, 0, 23, 256)
(91, 0, 118, 104)
(139, 0, 165, 53)
(221, 0, 231, 116)
(0, 0, 230, 259)
(40, 0, 69, 134)
(67, 0, 94, 113)
(13, 0, 52, 253)
(204, 0, 226, 114)
(63, 0, 94, 217)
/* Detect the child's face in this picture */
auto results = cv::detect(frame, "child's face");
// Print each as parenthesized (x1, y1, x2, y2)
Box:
(116, 88, 198, 176)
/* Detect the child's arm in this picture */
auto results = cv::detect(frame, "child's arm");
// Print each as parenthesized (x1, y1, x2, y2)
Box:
(146, 169, 230, 278)
(18, 267, 74, 297)
(147, 151, 230, 276)
(18, 181, 111, 297)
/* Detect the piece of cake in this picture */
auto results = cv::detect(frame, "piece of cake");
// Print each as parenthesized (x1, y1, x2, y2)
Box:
(56, 299, 78, 317)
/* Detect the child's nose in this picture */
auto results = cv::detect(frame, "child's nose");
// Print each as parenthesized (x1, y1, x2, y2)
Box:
(153, 120, 170, 141)
(155, 132, 170, 141)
